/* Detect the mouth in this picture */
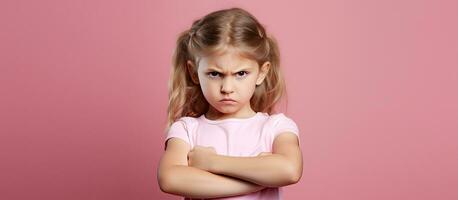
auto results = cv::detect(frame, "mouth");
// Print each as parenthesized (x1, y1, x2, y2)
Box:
(220, 99, 237, 104)
(220, 98, 236, 102)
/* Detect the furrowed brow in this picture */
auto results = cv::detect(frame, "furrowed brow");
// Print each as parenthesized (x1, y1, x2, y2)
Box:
(207, 67, 251, 73)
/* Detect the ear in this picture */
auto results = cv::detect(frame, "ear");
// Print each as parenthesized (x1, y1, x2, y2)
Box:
(256, 61, 271, 86)
(186, 60, 200, 85)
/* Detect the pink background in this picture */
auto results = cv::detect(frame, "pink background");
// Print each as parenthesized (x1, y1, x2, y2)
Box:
(1, 0, 457, 199)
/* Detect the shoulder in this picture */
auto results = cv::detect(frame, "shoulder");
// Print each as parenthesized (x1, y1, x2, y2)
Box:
(170, 116, 198, 130)
(269, 112, 289, 120)
(267, 113, 300, 137)
(268, 113, 296, 125)
(165, 116, 198, 150)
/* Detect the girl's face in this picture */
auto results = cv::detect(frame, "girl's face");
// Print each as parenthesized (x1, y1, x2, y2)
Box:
(187, 47, 270, 119)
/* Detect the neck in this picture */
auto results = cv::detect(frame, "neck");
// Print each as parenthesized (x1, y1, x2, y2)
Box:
(205, 107, 257, 120)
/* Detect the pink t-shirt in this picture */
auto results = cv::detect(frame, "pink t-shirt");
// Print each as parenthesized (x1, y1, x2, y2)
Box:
(164, 112, 300, 200)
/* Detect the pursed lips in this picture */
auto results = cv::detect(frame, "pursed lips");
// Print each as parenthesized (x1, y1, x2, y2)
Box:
(220, 98, 236, 103)
(220, 98, 235, 102)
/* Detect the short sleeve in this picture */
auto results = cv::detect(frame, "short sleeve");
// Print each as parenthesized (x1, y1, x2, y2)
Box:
(164, 118, 192, 151)
(272, 113, 300, 142)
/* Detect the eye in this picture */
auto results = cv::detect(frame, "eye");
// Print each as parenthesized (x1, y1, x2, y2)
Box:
(207, 71, 221, 78)
(236, 71, 249, 77)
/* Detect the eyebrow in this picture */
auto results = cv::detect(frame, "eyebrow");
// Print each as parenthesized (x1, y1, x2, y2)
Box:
(206, 66, 252, 73)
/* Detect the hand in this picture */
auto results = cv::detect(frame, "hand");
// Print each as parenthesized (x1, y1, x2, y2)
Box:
(188, 145, 217, 171)
(257, 151, 272, 157)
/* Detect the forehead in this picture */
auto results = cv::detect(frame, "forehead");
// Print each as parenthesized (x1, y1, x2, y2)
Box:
(197, 47, 259, 71)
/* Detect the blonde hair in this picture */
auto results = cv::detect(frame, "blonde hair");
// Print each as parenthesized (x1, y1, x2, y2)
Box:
(165, 7, 288, 131)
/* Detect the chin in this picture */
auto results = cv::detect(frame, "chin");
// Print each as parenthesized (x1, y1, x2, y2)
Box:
(216, 107, 237, 113)
(214, 105, 240, 113)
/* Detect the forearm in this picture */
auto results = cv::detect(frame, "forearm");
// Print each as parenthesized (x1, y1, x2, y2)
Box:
(209, 154, 297, 187)
(163, 165, 266, 199)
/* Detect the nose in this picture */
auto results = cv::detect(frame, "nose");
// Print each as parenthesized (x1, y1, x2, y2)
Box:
(221, 77, 234, 94)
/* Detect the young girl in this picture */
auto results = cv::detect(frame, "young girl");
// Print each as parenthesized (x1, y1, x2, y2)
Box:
(157, 7, 302, 200)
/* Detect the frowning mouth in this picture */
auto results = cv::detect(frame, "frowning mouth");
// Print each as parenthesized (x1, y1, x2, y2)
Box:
(220, 98, 237, 104)
(220, 98, 236, 102)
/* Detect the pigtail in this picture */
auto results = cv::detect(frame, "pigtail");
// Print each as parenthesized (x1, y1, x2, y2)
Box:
(251, 35, 287, 114)
(165, 31, 189, 131)
(165, 30, 209, 132)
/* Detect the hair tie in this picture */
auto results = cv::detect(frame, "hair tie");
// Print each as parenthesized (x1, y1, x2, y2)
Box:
(188, 30, 195, 39)
(258, 29, 264, 39)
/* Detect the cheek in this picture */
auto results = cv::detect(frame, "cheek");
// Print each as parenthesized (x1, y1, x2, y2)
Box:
(199, 81, 217, 97)
(244, 84, 256, 96)
(239, 80, 256, 96)
(245, 77, 258, 90)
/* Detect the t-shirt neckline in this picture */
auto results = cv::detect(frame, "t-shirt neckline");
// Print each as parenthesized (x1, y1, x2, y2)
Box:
(200, 112, 262, 124)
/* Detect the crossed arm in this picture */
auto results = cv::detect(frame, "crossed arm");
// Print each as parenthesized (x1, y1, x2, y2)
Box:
(158, 132, 302, 199)
(208, 134, 302, 187)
